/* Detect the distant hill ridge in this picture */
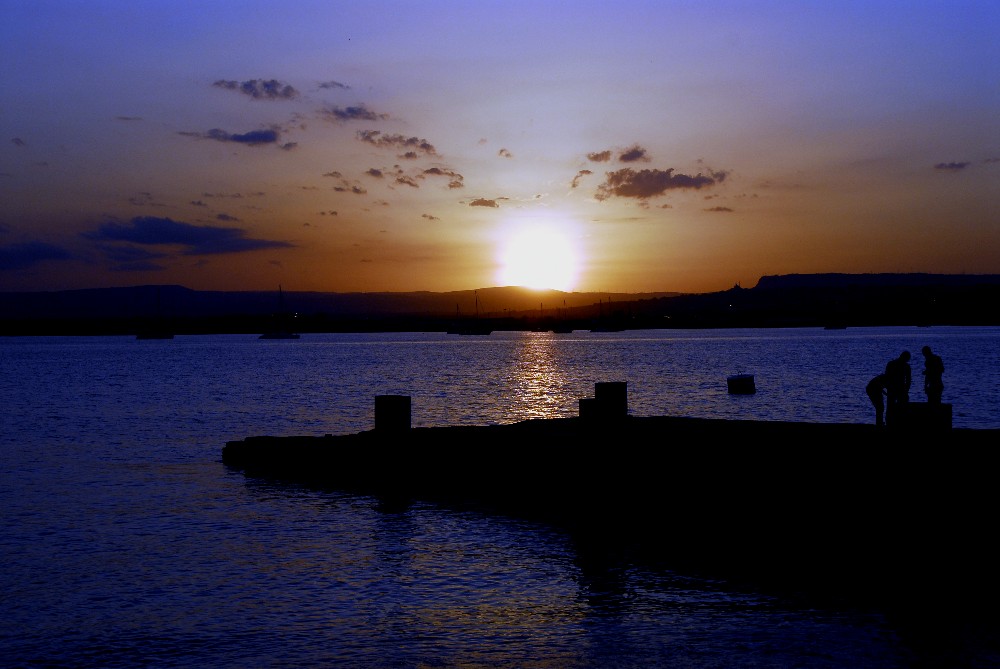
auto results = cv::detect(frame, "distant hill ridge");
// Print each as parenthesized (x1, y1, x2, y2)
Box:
(754, 273, 1000, 289)
(2, 273, 999, 334)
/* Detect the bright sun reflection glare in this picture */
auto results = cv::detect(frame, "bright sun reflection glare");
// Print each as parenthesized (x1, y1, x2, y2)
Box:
(498, 225, 579, 291)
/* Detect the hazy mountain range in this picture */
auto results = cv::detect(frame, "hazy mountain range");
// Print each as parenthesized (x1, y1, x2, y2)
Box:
(2, 273, 999, 335)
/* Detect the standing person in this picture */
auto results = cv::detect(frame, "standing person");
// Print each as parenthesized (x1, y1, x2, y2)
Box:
(884, 350, 911, 427)
(922, 345, 944, 404)
(866, 373, 888, 427)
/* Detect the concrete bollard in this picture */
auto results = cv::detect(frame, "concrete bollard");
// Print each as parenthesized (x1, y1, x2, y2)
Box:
(579, 397, 599, 420)
(374, 395, 411, 431)
(594, 381, 628, 420)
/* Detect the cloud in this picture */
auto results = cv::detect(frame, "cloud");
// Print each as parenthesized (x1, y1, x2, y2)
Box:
(100, 243, 166, 266)
(11, 137, 26, 147)
(115, 116, 142, 121)
(395, 175, 419, 188)
(422, 167, 464, 189)
(705, 206, 734, 212)
(356, 130, 439, 157)
(571, 169, 592, 188)
(321, 104, 389, 122)
(213, 79, 299, 100)
(469, 198, 499, 208)
(181, 128, 281, 146)
(83, 216, 293, 255)
(421, 213, 439, 221)
(934, 161, 970, 171)
(595, 168, 728, 200)
(366, 168, 384, 178)
(318, 80, 350, 90)
(0, 241, 74, 271)
(498, 148, 512, 158)
(618, 145, 651, 162)
(587, 150, 612, 162)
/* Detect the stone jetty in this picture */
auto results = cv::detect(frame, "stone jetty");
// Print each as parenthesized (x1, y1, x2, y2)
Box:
(223, 382, 997, 609)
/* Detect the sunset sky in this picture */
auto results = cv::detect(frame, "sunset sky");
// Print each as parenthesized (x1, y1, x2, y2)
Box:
(2, 1, 997, 295)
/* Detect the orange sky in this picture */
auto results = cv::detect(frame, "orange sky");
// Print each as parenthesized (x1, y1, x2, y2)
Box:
(2, 1, 998, 294)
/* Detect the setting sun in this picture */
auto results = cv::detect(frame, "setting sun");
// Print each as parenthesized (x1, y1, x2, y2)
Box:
(497, 226, 580, 291)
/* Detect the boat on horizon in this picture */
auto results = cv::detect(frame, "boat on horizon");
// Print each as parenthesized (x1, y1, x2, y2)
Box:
(259, 285, 301, 339)
(447, 290, 492, 335)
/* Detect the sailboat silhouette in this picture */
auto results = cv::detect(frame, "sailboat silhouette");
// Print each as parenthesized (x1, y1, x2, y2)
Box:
(259, 285, 301, 339)
(447, 290, 492, 335)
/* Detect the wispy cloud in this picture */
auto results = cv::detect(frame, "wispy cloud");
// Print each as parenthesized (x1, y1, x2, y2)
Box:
(321, 104, 388, 122)
(356, 130, 439, 157)
(213, 79, 299, 100)
(595, 168, 728, 201)
(0, 241, 74, 271)
(318, 80, 350, 90)
(469, 198, 499, 208)
(934, 161, 970, 171)
(618, 145, 651, 162)
(83, 216, 293, 255)
(587, 150, 612, 162)
(180, 128, 282, 146)
(571, 169, 592, 188)
(422, 167, 464, 189)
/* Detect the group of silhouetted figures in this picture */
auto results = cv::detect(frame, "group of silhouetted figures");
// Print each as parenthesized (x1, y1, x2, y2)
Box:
(866, 346, 944, 427)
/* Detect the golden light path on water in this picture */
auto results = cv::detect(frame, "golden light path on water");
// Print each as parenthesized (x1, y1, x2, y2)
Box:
(501, 332, 576, 420)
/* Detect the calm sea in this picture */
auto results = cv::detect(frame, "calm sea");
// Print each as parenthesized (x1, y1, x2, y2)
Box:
(2, 327, 999, 668)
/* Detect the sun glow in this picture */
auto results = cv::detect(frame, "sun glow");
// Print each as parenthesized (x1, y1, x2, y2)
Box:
(497, 225, 580, 291)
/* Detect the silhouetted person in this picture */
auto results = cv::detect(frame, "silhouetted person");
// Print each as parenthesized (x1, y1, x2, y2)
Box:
(866, 373, 888, 427)
(921, 345, 944, 404)
(884, 350, 911, 427)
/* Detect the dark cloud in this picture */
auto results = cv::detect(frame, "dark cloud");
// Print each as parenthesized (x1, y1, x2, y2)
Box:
(423, 167, 464, 188)
(587, 150, 612, 162)
(498, 148, 512, 158)
(210, 128, 280, 145)
(280, 142, 297, 151)
(470, 198, 499, 208)
(618, 145, 651, 162)
(934, 161, 970, 171)
(422, 213, 439, 221)
(705, 206, 734, 212)
(100, 244, 165, 264)
(318, 80, 350, 90)
(595, 168, 727, 200)
(322, 171, 344, 179)
(985, 157, 999, 164)
(321, 104, 389, 122)
(0, 241, 73, 271)
(182, 128, 281, 146)
(216, 213, 240, 222)
(356, 130, 439, 157)
(11, 137, 26, 147)
(213, 79, 299, 100)
(333, 185, 367, 195)
(115, 116, 142, 121)
(83, 216, 293, 255)
(395, 175, 419, 188)
(571, 169, 593, 189)
(366, 168, 384, 178)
